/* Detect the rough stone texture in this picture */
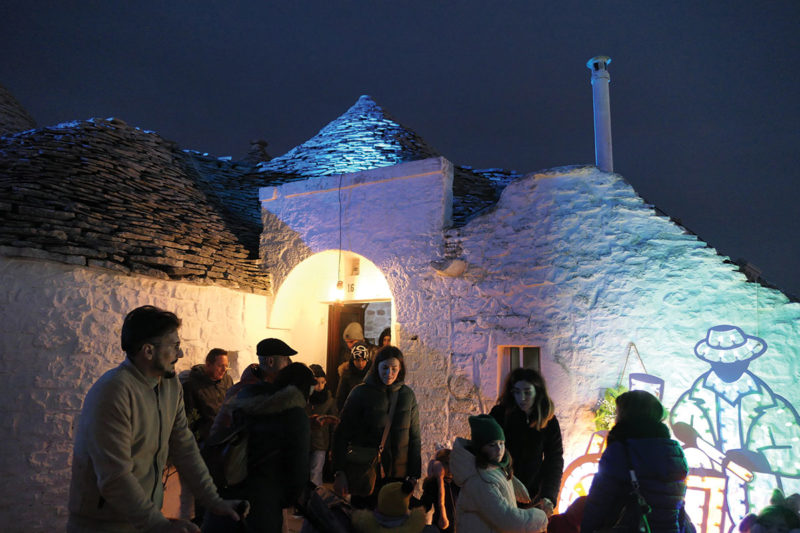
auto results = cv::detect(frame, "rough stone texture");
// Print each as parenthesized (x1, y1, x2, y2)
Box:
(0, 118, 269, 291)
(0, 255, 270, 532)
(0, 84, 36, 136)
(260, 159, 800, 473)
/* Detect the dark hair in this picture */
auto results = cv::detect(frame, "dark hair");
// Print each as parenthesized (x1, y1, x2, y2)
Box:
(378, 327, 391, 346)
(474, 445, 514, 479)
(496, 368, 555, 430)
(205, 348, 228, 365)
(615, 390, 665, 424)
(369, 345, 406, 384)
(120, 305, 181, 358)
(274, 362, 317, 401)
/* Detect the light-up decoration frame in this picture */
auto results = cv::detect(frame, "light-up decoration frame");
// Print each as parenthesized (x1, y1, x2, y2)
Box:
(557, 325, 800, 533)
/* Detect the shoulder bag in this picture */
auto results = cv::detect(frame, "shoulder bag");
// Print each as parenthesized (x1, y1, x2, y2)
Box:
(344, 390, 399, 497)
(596, 440, 652, 533)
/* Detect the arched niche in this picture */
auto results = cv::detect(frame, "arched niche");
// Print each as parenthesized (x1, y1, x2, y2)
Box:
(268, 250, 394, 372)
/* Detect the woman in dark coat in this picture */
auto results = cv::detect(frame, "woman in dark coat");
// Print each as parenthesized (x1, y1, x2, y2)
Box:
(203, 363, 316, 533)
(580, 390, 691, 533)
(490, 368, 564, 516)
(332, 346, 421, 507)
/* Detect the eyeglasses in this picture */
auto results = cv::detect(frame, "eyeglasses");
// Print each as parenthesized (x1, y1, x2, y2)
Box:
(152, 341, 182, 351)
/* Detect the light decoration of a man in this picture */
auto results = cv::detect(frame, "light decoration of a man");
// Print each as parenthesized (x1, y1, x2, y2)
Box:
(670, 325, 800, 531)
(558, 325, 800, 533)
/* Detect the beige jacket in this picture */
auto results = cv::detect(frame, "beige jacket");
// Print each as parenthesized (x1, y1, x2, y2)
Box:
(451, 438, 548, 533)
(68, 359, 224, 532)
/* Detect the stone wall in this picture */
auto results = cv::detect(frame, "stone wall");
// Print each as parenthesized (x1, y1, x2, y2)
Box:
(260, 158, 800, 486)
(449, 165, 800, 462)
(0, 256, 270, 532)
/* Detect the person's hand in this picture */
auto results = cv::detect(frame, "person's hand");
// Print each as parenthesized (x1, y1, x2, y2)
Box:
(156, 519, 200, 533)
(535, 497, 554, 517)
(437, 513, 450, 530)
(309, 414, 324, 429)
(208, 499, 249, 521)
(333, 471, 349, 498)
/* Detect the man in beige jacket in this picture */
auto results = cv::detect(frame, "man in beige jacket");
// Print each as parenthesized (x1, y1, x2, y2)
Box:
(67, 305, 247, 533)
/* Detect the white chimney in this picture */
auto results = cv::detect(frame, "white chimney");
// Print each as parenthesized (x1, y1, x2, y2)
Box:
(587, 55, 613, 172)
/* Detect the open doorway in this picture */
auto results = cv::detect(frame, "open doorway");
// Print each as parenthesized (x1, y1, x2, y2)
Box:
(326, 301, 391, 395)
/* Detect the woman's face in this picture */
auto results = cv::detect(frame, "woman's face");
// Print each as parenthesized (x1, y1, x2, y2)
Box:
(378, 357, 401, 386)
(382, 334, 391, 347)
(480, 440, 505, 463)
(512, 380, 536, 413)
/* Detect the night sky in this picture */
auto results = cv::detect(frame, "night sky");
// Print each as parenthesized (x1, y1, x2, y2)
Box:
(3, 2, 799, 297)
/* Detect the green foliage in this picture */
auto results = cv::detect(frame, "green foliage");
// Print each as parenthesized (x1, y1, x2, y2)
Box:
(593, 385, 627, 431)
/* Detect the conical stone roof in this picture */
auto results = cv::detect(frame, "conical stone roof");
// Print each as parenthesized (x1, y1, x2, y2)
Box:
(256, 95, 441, 177)
(0, 84, 36, 136)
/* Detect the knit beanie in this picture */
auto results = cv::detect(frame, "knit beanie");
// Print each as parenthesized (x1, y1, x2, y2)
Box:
(343, 322, 364, 342)
(376, 480, 414, 518)
(469, 414, 505, 450)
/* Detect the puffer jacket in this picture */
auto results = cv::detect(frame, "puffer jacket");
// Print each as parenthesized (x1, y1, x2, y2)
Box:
(204, 383, 310, 533)
(489, 405, 564, 504)
(450, 438, 548, 533)
(333, 373, 421, 481)
(580, 420, 689, 533)
(68, 359, 223, 532)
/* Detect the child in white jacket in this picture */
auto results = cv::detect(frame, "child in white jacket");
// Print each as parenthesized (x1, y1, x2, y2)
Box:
(451, 415, 548, 533)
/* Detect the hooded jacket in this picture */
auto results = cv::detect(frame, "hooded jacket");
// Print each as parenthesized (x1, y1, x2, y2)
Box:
(68, 359, 223, 532)
(333, 372, 421, 481)
(450, 438, 548, 533)
(182, 364, 233, 443)
(204, 383, 310, 533)
(580, 421, 689, 533)
(489, 405, 564, 504)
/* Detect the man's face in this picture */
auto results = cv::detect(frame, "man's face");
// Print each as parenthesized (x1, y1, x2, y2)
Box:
(150, 330, 183, 378)
(206, 355, 229, 381)
(259, 355, 290, 372)
(345, 338, 359, 350)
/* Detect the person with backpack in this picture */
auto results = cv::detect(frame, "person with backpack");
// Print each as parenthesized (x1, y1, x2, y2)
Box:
(203, 362, 317, 533)
(580, 390, 690, 533)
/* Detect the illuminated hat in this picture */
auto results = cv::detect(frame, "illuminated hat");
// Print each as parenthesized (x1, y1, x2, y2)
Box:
(350, 341, 370, 360)
(694, 325, 767, 364)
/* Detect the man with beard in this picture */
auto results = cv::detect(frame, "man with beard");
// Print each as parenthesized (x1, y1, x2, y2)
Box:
(68, 305, 246, 533)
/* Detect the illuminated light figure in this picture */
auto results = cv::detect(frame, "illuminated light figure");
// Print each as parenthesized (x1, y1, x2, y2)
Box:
(670, 325, 800, 531)
(557, 430, 608, 513)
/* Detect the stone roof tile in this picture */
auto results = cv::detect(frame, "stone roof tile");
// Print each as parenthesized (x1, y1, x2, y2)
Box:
(0, 118, 269, 292)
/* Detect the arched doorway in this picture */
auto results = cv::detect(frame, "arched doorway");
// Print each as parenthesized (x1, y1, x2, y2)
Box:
(269, 250, 393, 390)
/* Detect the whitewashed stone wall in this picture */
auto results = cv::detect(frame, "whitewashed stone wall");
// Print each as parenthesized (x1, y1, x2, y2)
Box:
(0, 256, 270, 532)
(260, 158, 800, 476)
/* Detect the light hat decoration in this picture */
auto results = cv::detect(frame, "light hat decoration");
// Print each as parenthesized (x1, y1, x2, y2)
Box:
(694, 325, 767, 364)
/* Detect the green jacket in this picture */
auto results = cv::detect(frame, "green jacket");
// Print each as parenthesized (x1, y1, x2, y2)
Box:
(333, 373, 421, 480)
(182, 364, 233, 443)
(68, 359, 223, 532)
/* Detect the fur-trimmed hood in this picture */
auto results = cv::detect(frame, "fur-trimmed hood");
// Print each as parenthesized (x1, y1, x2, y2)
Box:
(352, 507, 427, 533)
(226, 383, 307, 417)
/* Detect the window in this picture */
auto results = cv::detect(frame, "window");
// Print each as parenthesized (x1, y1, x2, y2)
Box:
(498, 345, 541, 389)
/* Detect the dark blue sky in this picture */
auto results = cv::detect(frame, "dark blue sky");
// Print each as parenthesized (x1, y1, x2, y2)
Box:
(3, 1, 799, 297)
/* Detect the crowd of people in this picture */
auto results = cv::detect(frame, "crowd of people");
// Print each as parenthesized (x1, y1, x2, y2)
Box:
(67, 306, 800, 533)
